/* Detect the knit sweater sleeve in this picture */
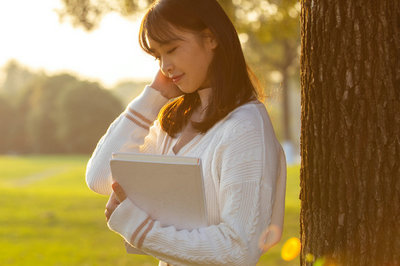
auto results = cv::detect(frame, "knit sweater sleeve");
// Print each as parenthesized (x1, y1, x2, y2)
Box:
(107, 115, 276, 266)
(85, 85, 168, 195)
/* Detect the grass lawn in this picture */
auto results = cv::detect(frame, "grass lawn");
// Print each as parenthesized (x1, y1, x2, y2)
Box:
(0, 155, 300, 265)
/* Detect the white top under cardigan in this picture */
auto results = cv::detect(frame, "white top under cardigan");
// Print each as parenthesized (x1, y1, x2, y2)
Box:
(86, 86, 287, 266)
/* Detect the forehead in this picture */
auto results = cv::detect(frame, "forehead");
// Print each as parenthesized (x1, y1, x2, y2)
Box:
(145, 23, 200, 53)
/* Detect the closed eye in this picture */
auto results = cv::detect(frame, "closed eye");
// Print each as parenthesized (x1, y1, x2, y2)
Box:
(167, 47, 177, 54)
(153, 47, 177, 61)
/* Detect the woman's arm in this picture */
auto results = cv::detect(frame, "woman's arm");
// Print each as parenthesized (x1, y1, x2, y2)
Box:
(85, 85, 168, 195)
(107, 115, 282, 266)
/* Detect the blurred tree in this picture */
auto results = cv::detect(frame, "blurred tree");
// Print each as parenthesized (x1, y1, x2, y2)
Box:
(0, 63, 125, 154)
(0, 60, 39, 97)
(26, 74, 79, 153)
(56, 81, 123, 153)
(300, 0, 399, 265)
(9, 85, 36, 154)
(55, 0, 148, 30)
(111, 80, 148, 106)
(0, 96, 15, 153)
(223, 0, 300, 147)
(57, 0, 300, 148)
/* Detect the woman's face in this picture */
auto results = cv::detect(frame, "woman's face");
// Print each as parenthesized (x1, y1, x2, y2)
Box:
(148, 26, 217, 94)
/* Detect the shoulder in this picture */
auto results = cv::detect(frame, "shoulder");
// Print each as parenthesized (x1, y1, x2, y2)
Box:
(221, 100, 267, 133)
(214, 100, 279, 149)
(229, 100, 266, 121)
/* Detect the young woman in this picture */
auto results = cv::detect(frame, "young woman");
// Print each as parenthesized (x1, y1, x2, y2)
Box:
(86, 0, 287, 265)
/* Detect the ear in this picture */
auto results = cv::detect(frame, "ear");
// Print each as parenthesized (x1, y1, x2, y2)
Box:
(201, 28, 218, 50)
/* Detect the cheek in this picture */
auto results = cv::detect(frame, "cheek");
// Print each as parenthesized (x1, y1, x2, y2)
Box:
(178, 46, 213, 87)
(192, 50, 213, 73)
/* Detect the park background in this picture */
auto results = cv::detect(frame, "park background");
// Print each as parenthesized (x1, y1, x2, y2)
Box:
(0, 0, 302, 265)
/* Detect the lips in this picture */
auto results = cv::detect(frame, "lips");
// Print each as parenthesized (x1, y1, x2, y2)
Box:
(171, 74, 184, 83)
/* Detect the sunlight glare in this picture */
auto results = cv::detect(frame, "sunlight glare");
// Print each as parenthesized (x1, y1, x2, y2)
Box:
(281, 237, 301, 261)
(0, 0, 158, 87)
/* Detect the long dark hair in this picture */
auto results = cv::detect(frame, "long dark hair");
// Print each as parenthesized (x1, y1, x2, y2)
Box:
(139, 0, 263, 137)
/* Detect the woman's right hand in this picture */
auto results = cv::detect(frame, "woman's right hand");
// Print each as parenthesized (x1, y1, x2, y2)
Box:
(150, 69, 183, 99)
(105, 191, 120, 222)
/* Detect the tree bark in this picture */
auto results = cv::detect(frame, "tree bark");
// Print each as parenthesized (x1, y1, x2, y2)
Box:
(300, 1, 400, 265)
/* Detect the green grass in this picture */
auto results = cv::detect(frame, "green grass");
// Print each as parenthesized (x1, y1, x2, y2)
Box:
(0, 155, 300, 265)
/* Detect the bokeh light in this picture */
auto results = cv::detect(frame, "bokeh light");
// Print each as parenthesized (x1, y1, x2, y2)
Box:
(281, 237, 301, 261)
(313, 257, 326, 266)
(312, 256, 338, 266)
(305, 253, 315, 263)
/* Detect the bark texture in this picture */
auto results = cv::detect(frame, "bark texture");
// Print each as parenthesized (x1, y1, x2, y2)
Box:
(300, 1, 400, 265)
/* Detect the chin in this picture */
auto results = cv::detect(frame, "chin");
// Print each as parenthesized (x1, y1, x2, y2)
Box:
(178, 86, 195, 94)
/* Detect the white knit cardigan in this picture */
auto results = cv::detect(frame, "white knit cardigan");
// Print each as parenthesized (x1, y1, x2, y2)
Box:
(86, 86, 287, 266)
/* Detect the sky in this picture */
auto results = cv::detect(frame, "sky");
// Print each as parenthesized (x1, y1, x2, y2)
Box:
(0, 0, 158, 87)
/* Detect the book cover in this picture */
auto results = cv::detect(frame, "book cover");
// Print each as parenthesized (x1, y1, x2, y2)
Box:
(110, 152, 208, 255)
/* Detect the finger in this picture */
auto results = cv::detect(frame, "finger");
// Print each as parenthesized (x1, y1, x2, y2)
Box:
(112, 182, 127, 202)
(105, 208, 110, 221)
(105, 192, 119, 210)
(105, 192, 120, 221)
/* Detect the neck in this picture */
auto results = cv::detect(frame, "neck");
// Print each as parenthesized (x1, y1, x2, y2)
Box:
(189, 87, 211, 123)
(197, 87, 211, 112)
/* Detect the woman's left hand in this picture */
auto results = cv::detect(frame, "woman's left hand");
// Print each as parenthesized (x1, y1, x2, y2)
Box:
(258, 224, 282, 253)
(105, 182, 127, 221)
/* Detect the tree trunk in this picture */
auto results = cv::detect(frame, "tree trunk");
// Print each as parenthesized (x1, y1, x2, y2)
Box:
(299, 1, 400, 265)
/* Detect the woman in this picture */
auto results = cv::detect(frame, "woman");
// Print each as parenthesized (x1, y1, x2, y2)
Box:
(86, 0, 287, 265)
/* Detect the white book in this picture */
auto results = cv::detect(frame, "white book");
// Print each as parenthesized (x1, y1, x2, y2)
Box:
(110, 152, 208, 255)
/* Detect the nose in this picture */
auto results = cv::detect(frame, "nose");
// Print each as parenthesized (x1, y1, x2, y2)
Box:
(160, 57, 173, 76)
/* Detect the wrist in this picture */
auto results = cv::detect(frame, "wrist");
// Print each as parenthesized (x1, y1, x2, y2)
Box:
(149, 82, 172, 99)
(107, 199, 150, 247)
(127, 86, 169, 121)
